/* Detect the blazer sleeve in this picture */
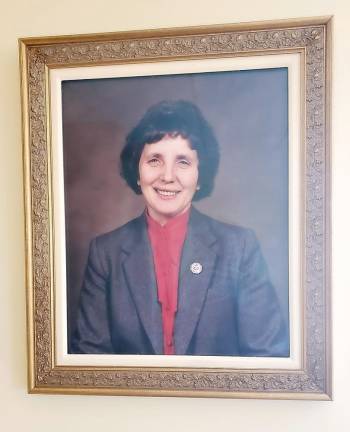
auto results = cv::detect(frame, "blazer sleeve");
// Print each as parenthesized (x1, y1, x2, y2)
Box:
(236, 229, 290, 357)
(70, 238, 114, 354)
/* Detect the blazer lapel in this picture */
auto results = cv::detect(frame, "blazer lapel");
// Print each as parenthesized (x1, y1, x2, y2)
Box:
(121, 214, 163, 355)
(175, 209, 218, 355)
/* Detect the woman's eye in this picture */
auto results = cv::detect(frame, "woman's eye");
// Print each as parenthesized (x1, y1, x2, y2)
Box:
(148, 158, 160, 166)
(178, 159, 190, 167)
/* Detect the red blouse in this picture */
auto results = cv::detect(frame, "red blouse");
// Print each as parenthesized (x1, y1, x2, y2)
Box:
(146, 209, 190, 354)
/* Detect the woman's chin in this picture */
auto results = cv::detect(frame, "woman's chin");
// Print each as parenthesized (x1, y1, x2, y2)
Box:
(148, 202, 190, 222)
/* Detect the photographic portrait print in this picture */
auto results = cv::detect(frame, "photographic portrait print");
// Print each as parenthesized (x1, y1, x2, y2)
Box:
(51, 54, 301, 368)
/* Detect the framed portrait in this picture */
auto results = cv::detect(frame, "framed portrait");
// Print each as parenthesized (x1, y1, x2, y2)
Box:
(20, 16, 332, 399)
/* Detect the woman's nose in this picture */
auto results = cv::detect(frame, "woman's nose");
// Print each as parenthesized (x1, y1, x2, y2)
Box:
(160, 162, 175, 182)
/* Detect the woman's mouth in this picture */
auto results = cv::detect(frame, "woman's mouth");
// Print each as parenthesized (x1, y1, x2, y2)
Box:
(154, 188, 179, 198)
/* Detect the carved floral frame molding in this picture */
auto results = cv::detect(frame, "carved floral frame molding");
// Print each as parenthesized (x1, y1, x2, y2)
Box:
(19, 16, 332, 399)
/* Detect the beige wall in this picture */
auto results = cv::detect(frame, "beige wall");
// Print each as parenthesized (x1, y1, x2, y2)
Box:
(1, 0, 349, 430)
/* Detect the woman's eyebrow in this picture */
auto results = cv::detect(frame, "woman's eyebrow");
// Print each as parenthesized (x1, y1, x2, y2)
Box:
(176, 154, 192, 160)
(147, 152, 162, 158)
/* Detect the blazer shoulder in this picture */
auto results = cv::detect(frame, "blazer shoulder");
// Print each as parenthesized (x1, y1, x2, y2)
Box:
(93, 213, 145, 252)
(192, 208, 256, 245)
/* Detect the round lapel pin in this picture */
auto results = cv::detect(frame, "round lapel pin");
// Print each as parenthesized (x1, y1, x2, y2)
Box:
(190, 262, 202, 274)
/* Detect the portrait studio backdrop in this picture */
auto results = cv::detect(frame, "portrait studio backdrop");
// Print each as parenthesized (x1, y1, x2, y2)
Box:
(62, 68, 289, 349)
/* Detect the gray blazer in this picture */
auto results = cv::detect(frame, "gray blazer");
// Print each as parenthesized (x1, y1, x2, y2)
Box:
(71, 207, 289, 357)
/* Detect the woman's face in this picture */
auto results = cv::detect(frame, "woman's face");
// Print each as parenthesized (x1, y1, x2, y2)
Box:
(138, 135, 199, 225)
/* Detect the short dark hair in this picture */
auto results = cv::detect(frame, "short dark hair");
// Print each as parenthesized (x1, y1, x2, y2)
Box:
(120, 100, 220, 201)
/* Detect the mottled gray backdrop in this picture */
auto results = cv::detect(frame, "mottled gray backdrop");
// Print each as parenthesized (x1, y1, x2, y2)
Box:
(62, 68, 289, 347)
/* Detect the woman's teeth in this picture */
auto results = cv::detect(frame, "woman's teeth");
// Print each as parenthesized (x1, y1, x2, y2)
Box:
(157, 189, 177, 196)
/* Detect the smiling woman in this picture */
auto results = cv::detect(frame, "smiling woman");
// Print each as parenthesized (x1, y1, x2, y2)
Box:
(137, 135, 199, 225)
(71, 100, 289, 357)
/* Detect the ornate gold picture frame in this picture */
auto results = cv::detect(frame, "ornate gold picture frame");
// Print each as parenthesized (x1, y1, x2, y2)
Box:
(20, 16, 332, 399)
